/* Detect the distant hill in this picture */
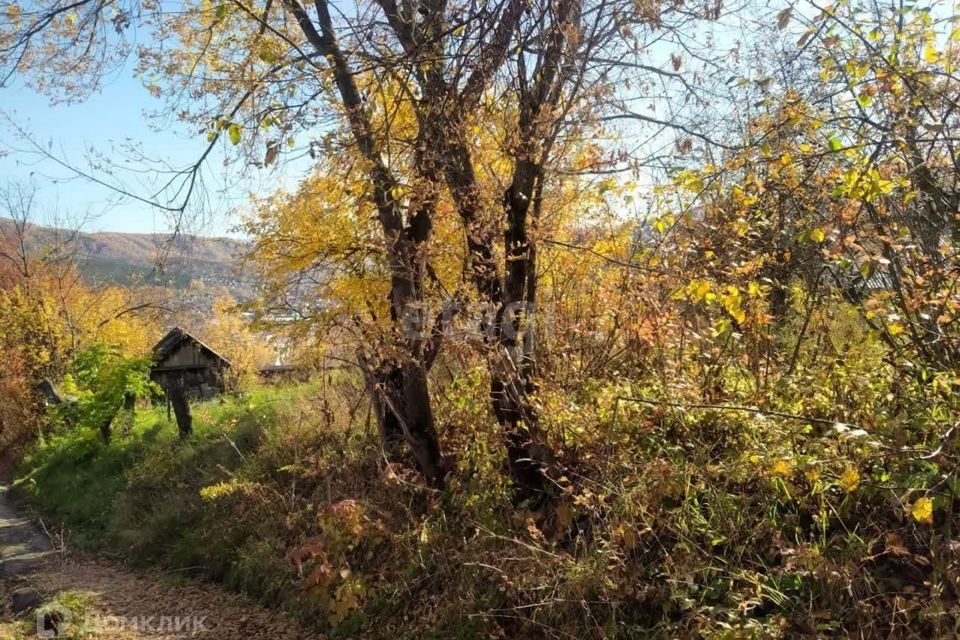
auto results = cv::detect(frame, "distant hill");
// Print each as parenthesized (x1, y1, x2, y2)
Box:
(0, 218, 254, 299)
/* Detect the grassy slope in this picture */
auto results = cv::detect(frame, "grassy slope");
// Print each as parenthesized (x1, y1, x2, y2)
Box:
(16, 384, 310, 551)
(11, 367, 960, 639)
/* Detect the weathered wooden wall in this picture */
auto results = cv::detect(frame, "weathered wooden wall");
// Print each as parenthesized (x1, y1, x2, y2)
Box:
(151, 342, 226, 399)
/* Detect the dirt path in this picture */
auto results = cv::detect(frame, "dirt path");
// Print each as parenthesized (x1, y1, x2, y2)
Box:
(0, 484, 324, 639)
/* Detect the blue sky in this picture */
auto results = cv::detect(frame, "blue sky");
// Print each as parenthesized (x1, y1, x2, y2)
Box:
(0, 2, 753, 239)
(0, 68, 269, 237)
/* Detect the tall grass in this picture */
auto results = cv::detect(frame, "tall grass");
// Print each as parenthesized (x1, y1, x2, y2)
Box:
(11, 353, 959, 638)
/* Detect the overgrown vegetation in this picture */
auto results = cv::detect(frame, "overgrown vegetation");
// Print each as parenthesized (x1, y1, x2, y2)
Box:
(13, 339, 959, 638)
(2, 0, 960, 637)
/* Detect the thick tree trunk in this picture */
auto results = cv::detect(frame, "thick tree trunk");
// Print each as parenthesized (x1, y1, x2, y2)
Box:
(366, 361, 446, 486)
(168, 380, 193, 439)
(286, 0, 449, 486)
(489, 359, 554, 496)
(428, 0, 578, 496)
(492, 160, 556, 498)
(439, 132, 557, 497)
(375, 239, 447, 486)
(400, 361, 446, 484)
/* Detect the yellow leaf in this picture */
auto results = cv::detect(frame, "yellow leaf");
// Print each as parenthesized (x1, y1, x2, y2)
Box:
(923, 45, 940, 63)
(911, 496, 934, 524)
(840, 468, 860, 493)
(771, 459, 794, 478)
(810, 227, 826, 243)
(686, 279, 711, 303)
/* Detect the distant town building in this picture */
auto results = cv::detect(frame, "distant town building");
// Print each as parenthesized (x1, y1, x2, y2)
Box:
(258, 363, 306, 383)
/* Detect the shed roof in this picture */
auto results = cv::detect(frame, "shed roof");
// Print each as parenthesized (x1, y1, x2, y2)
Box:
(153, 327, 232, 367)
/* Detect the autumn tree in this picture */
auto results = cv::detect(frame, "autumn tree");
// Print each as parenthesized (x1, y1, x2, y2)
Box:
(202, 296, 275, 390)
(663, 0, 960, 376)
(801, 0, 960, 371)
(1, 0, 732, 488)
(0, 181, 164, 449)
(61, 344, 157, 441)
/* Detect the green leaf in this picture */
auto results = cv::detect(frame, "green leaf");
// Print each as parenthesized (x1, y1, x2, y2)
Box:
(828, 137, 842, 152)
(228, 124, 241, 146)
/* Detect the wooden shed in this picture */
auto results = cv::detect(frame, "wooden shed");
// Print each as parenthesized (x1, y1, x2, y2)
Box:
(150, 327, 231, 400)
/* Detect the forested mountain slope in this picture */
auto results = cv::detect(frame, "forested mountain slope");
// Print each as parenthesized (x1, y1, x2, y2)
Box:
(0, 217, 251, 297)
